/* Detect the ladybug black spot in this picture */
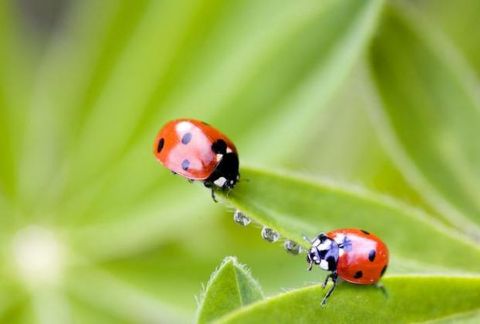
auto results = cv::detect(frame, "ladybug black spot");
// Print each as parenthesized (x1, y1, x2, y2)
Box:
(181, 132, 192, 145)
(360, 229, 370, 235)
(211, 139, 227, 154)
(353, 271, 363, 279)
(368, 249, 376, 262)
(380, 265, 387, 276)
(157, 138, 165, 153)
(181, 159, 190, 171)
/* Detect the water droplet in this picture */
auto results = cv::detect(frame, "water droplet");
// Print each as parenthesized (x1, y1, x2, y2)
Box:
(233, 210, 251, 226)
(261, 227, 279, 242)
(284, 240, 301, 255)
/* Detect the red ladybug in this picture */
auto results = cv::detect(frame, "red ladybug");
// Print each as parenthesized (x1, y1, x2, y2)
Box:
(306, 228, 389, 305)
(153, 119, 239, 200)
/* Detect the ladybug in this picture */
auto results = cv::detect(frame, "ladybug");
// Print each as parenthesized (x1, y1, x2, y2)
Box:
(153, 118, 239, 201)
(306, 228, 389, 305)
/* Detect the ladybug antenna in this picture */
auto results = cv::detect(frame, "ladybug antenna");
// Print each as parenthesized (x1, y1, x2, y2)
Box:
(302, 234, 312, 243)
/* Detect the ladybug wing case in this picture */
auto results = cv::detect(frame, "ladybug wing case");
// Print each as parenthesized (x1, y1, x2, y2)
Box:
(154, 120, 218, 180)
(329, 229, 389, 285)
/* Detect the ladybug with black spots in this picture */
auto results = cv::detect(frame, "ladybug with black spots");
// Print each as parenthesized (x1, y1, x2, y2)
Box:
(153, 118, 239, 201)
(306, 228, 389, 305)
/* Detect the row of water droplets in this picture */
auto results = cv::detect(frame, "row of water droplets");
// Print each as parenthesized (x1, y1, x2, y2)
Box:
(233, 210, 303, 255)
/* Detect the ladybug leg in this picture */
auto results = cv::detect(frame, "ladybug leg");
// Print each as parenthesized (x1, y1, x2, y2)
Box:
(203, 181, 218, 203)
(307, 259, 313, 271)
(225, 187, 233, 198)
(187, 179, 194, 184)
(321, 273, 331, 288)
(375, 282, 388, 298)
(321, 271, 338, 306)
(210, 187, 218, 203)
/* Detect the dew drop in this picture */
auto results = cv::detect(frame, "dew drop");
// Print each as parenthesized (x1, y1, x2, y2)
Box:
(233, 210, 251, 226)
(261, 227, 279, 243)
(284, 240, 301, 255)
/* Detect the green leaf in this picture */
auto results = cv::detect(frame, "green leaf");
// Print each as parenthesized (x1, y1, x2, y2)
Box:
(0, 0, 33, 199)
(66, 265, 189, 324)
(196, 257, 263, 324)
(4, 0, 480, 321)
(236, 0, 384, 163)
(219, 167, 480, 273)
(68, 296, 131, 324)
(58, 0, 382, 214)
(49, 0, 339, 222)
(366, 3, 480, 236)
(428, 310, 480, 324)
(57, 0, 385, 248)
(215, 276, 480, 323)
(16, 0, 150, 212)
(410, 0, 480, 77)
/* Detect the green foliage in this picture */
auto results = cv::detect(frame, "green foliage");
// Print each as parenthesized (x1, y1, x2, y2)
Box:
(367, 2, 480, 237)
(0, 0, 479, 323)
(214, 276, 480, 323)
(196, 257, 263, 324)
(219, 167, 480, 273)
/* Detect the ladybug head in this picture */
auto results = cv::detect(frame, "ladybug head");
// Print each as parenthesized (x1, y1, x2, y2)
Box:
(306, 233, 339, 272)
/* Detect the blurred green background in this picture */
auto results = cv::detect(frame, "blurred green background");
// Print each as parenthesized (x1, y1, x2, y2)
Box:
(0, 0, 479, 323)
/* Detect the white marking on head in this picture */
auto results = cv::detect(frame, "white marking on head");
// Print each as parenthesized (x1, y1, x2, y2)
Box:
(226, 147, 233, 153)
(318, 240, 331, 251)
(320, 260, 329, 270)
(214, 177, 227, 187)
(216, 154, 223, 162)
(312, 239, 321, 247)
